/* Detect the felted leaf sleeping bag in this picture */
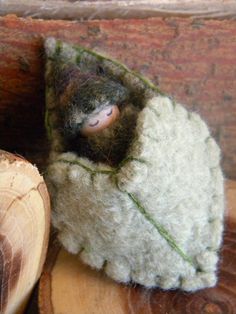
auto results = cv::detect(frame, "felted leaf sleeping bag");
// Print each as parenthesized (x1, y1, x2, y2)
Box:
(44, 37, 224, 291)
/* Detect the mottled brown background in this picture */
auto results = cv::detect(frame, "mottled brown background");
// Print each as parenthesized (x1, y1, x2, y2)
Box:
(0, 15, 235, 178)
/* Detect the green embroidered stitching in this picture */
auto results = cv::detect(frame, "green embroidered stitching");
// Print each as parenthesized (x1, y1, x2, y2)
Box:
(45, 40, 167, 142)
(116, 156, 147, 171)
(48, 39, 165, 96)
(57, 158, 116, 175)
(57, 157, 195, 268)
(57, 156, 146, 176)
(44, 107, 52, 139)
(126, 192, 194, 266)
(74, 45, 165, 96)
(46, 40, 194, 268)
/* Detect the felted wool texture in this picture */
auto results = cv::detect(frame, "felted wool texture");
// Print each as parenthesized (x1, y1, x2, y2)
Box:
(66, 103, 139, 166)
(44, 38, 225, 291)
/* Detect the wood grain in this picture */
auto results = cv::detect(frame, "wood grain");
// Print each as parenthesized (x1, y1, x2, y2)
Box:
(1, 0, 236, 20)
(0, 150, 50, 314)
(0, 15, 236, 179)
(38, 180, 236, 314)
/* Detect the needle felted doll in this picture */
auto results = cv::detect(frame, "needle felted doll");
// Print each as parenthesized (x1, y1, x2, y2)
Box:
(56, 64, 139, 166)
(45, 38, 224, 291)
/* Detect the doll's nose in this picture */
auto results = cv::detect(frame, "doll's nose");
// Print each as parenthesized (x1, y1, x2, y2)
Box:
(81, 105, 120, 136)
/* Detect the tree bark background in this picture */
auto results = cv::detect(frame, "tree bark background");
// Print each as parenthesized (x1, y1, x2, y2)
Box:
(0, 15, 235, 178)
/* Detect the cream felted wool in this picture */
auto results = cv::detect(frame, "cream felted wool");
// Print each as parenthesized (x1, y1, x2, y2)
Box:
(44, 38, 224, 291)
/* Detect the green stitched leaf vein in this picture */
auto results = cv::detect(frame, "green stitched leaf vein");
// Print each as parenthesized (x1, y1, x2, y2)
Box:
(126, 192, 194, 267)
(57, 157, 194, 268)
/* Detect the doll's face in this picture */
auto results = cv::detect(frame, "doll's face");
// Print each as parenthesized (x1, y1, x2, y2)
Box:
(80, 105, 120, 136)
(61, 72, 129, 138)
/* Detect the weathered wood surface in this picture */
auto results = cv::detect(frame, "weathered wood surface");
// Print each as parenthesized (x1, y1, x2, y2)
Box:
(38, 180, 236, 314)
(1, 0, 236, 20)
(0, 15, 236, 178)
(0, 150, 50, 314)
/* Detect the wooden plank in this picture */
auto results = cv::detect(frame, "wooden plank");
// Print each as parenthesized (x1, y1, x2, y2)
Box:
(0, 15, 236, 178)
(1, 0, 236, 20)
(38, 180, 236, 314)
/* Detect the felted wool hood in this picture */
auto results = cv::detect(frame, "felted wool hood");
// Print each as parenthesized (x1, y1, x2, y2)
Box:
(44, 37, 224, 291)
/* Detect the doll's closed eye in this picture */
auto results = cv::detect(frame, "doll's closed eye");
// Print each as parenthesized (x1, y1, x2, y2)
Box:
(106, 108, 113, 116)
(88, 108, 113, 126)
(89, 120, 99, 127)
